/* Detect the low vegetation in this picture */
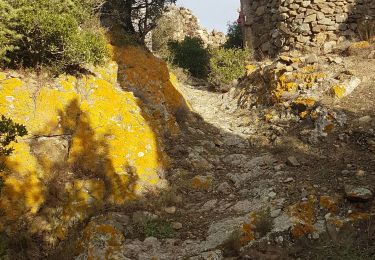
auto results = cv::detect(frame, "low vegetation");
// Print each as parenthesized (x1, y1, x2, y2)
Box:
(0, 0, 108, 72)
(161, 20, 250, 87)
(168, 37, 210, 79)
(208, 47, 250, 86)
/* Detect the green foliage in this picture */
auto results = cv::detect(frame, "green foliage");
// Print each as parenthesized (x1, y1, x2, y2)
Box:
(169, 37, 210, 78)
(152, 12, 180, 60)
(0, 0, 21, 63)
(142, 219, 175, 239)
(0, 115, 27, 171)
(208, 47, 250, 86)
(0, 0, 108, 72)
(225, 22, 243, 49)
(102, 0, 176, 42)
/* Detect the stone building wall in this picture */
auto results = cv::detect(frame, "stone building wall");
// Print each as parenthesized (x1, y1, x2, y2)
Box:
(240, 0, 375, 57)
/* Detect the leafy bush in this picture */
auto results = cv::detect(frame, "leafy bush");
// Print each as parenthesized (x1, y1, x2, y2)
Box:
(0, 1, 21, 63)
(225, 22, 243, 49)
(0, 115, 27, 171)
(208, 47, 250, 86)
(168, 37, 210, 78)
(0, 0, 108, 72)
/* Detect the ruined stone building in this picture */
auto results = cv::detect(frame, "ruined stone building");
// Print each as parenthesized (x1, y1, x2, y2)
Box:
(240, 0, 375, 57)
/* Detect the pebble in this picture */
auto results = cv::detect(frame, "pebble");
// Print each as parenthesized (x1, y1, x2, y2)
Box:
(217, 182, 231, 195)
(287, 156, 300, 167)
(271, 209, 282, 218)
(284, 177, 295, 183)
(172, 222, 183, 230)
(268, 191, 277, 198)
(358, 116, 372, 124)
(164, 206, 177, 214)
(274, 164, 285, 171)
(355, 170, 365, 177)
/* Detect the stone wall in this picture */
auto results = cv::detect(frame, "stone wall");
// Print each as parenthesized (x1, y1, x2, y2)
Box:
(240, 0, 375, 57)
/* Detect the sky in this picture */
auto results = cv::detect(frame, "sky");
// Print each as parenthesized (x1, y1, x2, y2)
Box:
(176, 0, 240, 33)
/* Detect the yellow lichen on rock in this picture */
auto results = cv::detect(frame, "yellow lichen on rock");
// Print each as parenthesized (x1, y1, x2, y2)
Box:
(0, 45, 189, 245)
(331, 85, 346, 99)
(114, 45, 191, 137)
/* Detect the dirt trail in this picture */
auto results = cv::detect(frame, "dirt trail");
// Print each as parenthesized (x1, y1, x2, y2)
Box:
(71, 55, 375, 259)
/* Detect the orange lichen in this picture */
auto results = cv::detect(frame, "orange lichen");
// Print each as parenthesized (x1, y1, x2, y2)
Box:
(288, 196, 316, 238)
(319, 196, 338, 213)
(78, 222, 125, 259)
(298, 98, 316, 107)
(348, 212, 370, 222)
(240, 212, 257, 245)
(191, 176, 212, 190)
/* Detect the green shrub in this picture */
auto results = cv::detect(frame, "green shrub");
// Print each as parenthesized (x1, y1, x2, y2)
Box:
(208, 47, 250, 86)
(0, 0, 108, 72)
(168, 37, 210, 79)
(0, 0, 20, 63)
(142, 219, 175, 239)
(0, 115, 27, 172)
(225, 22, 243, 49)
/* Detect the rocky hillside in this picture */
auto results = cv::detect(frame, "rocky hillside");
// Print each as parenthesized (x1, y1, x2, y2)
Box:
(151, 6, 226, 51)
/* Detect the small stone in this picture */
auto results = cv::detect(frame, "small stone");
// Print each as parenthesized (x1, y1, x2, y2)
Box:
(271, 209, 282, 218)
(274, 164, 285, 171)
(268, 191, 277, 198)
(312, 233, 320, 239)
(305, 54, 319, 64)
(201, 199, 218, 211)
(164, 206, 177, 214)
(345, 186, 373, 202)
(217, 182, 231, 194)
(172, 222, 183, 230)
(358, 116, 372, 124)
(355, 170, 365, 177)
(284, 177, 295, 183)
(341, 170, 350, 175)
(287, 156, 300, 167)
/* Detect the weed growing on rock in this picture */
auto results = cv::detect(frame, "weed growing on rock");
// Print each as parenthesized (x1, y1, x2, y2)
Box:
(253, 208, 274, 237)
(143, 219, 175, 239)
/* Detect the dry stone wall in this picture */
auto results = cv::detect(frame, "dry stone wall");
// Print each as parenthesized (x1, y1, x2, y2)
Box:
(240, 0, 375, 57)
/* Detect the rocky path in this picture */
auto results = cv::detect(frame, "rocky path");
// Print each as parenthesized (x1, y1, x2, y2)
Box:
(74, 56, 375, 260)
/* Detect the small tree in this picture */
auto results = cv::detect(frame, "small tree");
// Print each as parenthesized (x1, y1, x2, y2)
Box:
(101, 0, 176, 42)
(225, 21, 243, 49)
(0, 0, 21, 63)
